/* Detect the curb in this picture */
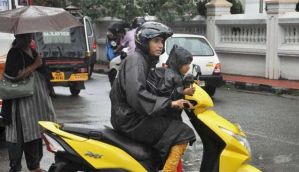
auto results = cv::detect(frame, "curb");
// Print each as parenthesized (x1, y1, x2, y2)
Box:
(224, 80, 299, 96)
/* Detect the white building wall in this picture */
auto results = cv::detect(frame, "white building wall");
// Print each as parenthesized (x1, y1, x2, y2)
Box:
(280, 56, 299, 80)
(203, 10, 299, 80)
(244, 0, 266, 14)
(218, 53, 265, 77)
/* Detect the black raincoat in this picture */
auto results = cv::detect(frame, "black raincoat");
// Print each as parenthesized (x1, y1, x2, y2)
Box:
(147, 45, 193, 100)
(109, 48, 196, 167)
(146, 45, 193, 121)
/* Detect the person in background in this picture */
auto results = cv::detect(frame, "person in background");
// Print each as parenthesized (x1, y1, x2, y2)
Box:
(105, 21, 129, 61)
(114, 17, 146, 55)
(109, 22, 196, 172)
(105, 29, 120, 61)
(2, 33, 56, 172)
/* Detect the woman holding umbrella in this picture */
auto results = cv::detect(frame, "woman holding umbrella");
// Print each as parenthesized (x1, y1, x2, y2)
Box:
(2, 33, 56, 172)
(0, 5, 82, 172)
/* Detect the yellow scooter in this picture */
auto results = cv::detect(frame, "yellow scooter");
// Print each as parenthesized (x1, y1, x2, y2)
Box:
(39, 83, 261, 172)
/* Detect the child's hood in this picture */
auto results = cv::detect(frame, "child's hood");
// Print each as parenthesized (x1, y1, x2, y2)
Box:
(166, 44, 193, 71)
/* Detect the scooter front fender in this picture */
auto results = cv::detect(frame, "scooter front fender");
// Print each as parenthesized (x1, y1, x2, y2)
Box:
(237, 164, 261, 172)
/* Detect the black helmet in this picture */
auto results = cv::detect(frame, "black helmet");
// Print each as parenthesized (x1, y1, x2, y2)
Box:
(135, 22, 173, 54)
(131, 17, 146, 29)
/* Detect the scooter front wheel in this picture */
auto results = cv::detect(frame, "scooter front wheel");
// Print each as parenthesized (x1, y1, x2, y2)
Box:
(48, 162, 66, 172)
(108, 69, 117, 86)
(48, 161, 79, 172)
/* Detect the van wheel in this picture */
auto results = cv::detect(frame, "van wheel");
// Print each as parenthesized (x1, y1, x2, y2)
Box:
(108, 69, 117, 86)
(70, 86, 80, 96)
(205, 86, 216, 97)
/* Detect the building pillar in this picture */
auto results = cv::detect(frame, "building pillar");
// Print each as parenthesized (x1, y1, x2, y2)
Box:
(205, 0, 232, 48)
(265, 0, 297, 79)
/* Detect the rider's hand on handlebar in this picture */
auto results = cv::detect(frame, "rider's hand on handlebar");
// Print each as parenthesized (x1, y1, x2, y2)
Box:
(183, 87, 195, 96)
(171, 99, 193, 109)
(194, 80, 200, 86)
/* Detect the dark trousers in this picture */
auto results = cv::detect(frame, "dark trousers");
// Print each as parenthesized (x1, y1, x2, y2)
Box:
(7, 102, 43, 172)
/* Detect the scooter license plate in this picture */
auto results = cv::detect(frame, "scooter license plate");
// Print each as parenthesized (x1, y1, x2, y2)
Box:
(52, 72, 65, 81)
(199, 81, 206, 87)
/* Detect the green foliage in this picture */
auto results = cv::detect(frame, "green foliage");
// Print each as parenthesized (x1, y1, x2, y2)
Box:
(32, 0, 198, 23)
(68, 0, 141, 22)
(196, 0, 208, 16)
(196, 0, 243, 16)
(32, 0, 65, 7)
(139, 0, 197, 23)
(227, 0, 243, 14)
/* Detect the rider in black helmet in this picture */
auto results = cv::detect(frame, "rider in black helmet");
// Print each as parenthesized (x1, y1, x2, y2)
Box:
(135, 21, 173, 54)
(110, 21, 196, 171)
(114, 17, 146, 55)
(131, 16, 146, 29)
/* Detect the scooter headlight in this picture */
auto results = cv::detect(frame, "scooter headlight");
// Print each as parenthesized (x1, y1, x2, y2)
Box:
(219, 127, 252, 156)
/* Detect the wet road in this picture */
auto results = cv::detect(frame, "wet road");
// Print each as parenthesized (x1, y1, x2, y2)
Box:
(0, 73, 298, 172)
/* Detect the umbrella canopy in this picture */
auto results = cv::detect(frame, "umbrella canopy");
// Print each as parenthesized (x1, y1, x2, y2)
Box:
(0, 5, 82, 34)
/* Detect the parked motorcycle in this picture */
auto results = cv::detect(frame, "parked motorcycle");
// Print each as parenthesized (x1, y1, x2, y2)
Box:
(39, 76, 261, 172)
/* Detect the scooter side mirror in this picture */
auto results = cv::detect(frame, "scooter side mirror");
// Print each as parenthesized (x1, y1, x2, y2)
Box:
(193, 64, 201, 74)
(193, 64, 202, 79)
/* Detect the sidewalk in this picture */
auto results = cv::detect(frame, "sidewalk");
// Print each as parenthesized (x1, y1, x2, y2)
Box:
(93, 63, 299, 95)
(223, 74, 299, 95)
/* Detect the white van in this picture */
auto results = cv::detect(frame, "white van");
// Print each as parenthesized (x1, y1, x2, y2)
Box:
(157, 34, 223, 96)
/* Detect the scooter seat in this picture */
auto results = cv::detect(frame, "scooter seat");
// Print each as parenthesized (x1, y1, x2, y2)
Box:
(61, 124, 160, 162)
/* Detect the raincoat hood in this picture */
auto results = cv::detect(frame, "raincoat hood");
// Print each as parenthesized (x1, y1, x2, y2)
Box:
(166, 44, 193, 72)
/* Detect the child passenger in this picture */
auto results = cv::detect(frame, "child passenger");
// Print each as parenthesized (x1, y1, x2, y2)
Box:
(146, 44, 195, 120)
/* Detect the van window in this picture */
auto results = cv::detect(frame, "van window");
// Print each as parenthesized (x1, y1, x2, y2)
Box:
(35, 26, 87, 58)
(166, 37, 214, 56)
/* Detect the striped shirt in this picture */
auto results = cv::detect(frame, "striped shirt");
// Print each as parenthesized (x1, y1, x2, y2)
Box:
(6, 71, 56, 143)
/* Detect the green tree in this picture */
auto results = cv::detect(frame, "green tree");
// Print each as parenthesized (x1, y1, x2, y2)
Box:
(32, 0, 199, 23)
(66, 0, 141, 22)
(196, 0, 208, 16)
(138, 0, 197, 23)
(196, 0, 243, 16)
(228, 0, 243, 14)
(32, 0, 65, 7)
